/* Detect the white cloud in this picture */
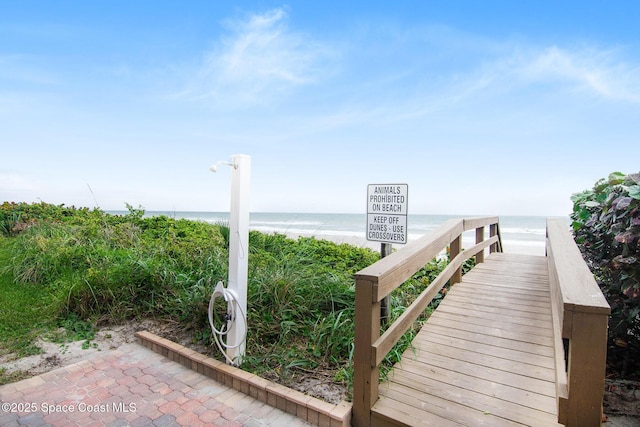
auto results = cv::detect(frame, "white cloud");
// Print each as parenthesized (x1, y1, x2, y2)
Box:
(466, 45, 640, 104)
(185, 8, 336, 108)
(372, 42, 640, 130)
(516, 46, 640, 102)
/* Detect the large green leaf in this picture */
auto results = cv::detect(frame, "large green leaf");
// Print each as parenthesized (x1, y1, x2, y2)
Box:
(578, 208, 591, 221)
(608, 171, 626, 185)
(570, 192, 584, 203)
(629, 185, 640, 200)
(594, 178, 609, 193)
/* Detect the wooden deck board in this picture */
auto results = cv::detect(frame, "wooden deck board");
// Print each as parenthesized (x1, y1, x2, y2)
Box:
(428, 310, 552, 339)
(417, 323, 554, 357)
(442, 293, 551, 315)
(391, 362, 555, 409)
(425, 315, 554, 348)
(456, 280, 551, 296)
(385, 368, 558, 425)
(413, 329, 554, 369)
(450, 284, 552, 307)
(433, 304, 554, 331)
(438, 296, 552, 320)
(372, 253, 562, 426)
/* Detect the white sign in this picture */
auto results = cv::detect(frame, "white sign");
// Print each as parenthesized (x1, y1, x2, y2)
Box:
(366, 184, 408, 244)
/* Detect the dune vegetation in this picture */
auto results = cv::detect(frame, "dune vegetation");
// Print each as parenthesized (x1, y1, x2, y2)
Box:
(0, 202, 450, 394)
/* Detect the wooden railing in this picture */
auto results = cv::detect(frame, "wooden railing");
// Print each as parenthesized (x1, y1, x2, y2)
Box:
(546, 218, 611, 426)
(352, 216, 502, 427)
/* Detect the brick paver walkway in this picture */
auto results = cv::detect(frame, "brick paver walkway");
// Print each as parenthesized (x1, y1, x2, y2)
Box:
(0, 343, 310, 426)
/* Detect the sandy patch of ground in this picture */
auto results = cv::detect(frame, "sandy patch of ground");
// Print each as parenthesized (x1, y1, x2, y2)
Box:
(0, 321, 151, 378)
(0, 319, 217, 380)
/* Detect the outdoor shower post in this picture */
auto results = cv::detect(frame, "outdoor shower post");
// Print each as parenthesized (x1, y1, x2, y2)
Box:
(226, 154, 250, 365)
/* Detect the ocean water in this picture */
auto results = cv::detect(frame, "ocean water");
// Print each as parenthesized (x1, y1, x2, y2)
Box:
(132, 211, 560, 256)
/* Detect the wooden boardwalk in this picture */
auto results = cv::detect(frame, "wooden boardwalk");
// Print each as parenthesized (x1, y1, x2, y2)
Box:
(353, 217, 609, 427)
(372, 253, 562, 426)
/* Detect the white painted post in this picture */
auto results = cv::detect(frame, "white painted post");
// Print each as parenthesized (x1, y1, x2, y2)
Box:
(227, 154, 250, 365)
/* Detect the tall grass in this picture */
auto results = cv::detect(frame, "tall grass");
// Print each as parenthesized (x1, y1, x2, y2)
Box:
(0, 237, 58, 361)
(1, 202, 453, 396)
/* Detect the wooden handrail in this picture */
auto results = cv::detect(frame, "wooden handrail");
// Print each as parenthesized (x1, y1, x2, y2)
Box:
(546, 218, 611, 427)
(352, 216, 501, 427)
(371, 234, 498, 367)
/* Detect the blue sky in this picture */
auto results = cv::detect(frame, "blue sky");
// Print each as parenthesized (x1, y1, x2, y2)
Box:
(1, 1, 638, 216)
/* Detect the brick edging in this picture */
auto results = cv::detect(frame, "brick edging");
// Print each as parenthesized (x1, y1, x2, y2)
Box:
(135, 331, 351, 427)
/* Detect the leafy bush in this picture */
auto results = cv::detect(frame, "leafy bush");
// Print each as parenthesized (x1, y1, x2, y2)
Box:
(243, 232, 378, 381)
(1, 202, 452, 395)
(3, 203, 228, 323)
(1, 204, 379, 375)
(570, 172, 640, 360)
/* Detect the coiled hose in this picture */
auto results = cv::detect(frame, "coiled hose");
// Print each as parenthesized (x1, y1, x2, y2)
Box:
(208, 281, 247, 366)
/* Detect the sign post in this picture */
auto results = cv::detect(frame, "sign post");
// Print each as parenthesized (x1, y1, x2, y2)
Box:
(366, 184, 408, 322)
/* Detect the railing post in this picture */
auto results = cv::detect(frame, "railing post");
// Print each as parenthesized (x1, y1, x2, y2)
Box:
(450, 234, 462, 284)
(352, 278, 380, 427)
(475, 226, 485, 264)
(546, 218, 610, 426)
(563, 311, 609, 426)
(490, 223, 499, 253)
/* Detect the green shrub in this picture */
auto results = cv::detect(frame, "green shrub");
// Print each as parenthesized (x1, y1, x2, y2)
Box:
(570, 171, 640, 355)
(1, 202, 452, 395)
(4, 203, 228, 322)
(242, 234, 378, 381)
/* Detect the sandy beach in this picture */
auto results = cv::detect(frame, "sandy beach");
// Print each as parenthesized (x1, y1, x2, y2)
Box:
(284, 230, 546, 257)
